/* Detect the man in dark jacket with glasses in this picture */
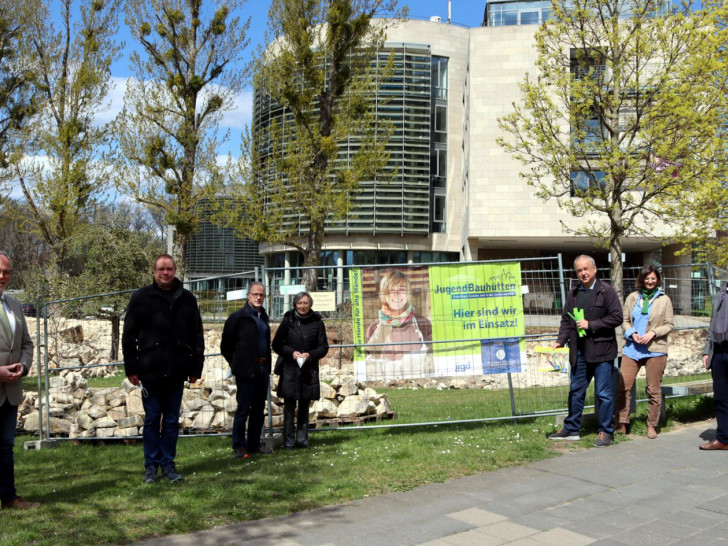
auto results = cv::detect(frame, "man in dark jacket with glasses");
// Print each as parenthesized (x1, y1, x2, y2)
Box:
(123, 254, 204, 484)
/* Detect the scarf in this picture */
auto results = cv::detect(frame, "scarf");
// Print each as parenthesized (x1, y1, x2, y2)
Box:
(640, 287, 659, 314)
(378, 303, 416, 328)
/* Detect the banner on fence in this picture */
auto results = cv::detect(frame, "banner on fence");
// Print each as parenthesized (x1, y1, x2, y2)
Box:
(350, 263, 526, 381)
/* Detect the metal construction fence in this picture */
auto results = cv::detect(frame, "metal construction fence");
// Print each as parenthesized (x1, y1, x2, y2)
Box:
(22, 255, 721, 444)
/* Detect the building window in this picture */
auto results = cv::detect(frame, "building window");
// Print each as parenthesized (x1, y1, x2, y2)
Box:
(430, 147, 447, 184)
(431, 190, 446, 233)
(570, 170, 606, 197)
(430, 55, 448, 236)
(431, 56, 448, 100)
(412, 251, 459, 263)
(486, 1, 550, 26)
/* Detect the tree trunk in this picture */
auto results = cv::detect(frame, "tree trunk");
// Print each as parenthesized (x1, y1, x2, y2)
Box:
(110, 315, 120, 362)
(609, 231, 624, 302)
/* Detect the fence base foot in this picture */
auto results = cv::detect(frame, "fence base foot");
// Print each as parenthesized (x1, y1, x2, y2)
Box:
(261, 432, 283, 451)
(23, 439, 60, 451)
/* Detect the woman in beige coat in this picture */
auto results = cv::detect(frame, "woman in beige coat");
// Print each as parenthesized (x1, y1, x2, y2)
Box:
(615, 265, 674, 439)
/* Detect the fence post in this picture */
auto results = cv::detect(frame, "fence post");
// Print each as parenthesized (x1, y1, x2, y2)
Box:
(43, 302, 51, 439)
(707, 261, 718, 302)
(35, 301, 43, 442)
(557, 253, 567, 308)
(507, 372, 517, 422)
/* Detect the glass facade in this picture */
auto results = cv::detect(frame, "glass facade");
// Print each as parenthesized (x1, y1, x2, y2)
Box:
(486, 0, 669, 27)
(486, 1, 550, 26)
(253, 43, 444, 237)
(185, 198, 264, 278)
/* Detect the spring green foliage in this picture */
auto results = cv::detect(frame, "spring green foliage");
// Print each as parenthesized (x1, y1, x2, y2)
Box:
(114, 0, 250, 277)
(0, 1, 36, 174)
(20, 202, 163, 359)
(13, 0, 121, 286)
(222, 0, 405, 290)
(498, 0, 728, 296)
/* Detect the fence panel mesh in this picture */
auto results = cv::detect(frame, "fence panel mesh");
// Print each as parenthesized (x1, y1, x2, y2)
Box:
(22, 257, 714, 442)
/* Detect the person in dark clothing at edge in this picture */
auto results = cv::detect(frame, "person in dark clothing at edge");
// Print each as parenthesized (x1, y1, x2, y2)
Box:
(122, 254, 205, 484)
(273, 291, 329, 449)
(549, 255, 623, 448)
(700, 280, 728, 450)
(221, 281, 275, 458)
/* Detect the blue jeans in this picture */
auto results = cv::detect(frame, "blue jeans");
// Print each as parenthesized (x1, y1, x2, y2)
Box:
(564, 350, 615, 435)
(711, 348, 728, 443)
(0, 400, 18, 502)
(233, 365, 269, 452)
(141, 380, 184, 469)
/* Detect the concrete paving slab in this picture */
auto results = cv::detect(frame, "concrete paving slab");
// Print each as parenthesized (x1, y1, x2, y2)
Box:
(529, 527, 596, 545)
(446, 507, 508, 526)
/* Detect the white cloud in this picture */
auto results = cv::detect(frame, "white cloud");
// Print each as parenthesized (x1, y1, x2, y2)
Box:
(220, 90, 253, 130)
(94, 76, 130, 126)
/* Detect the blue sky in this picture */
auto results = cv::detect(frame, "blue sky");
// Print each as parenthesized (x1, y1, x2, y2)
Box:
(103, 0, 489, 158)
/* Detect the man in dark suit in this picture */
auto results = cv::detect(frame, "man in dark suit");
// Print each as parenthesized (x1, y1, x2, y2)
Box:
(0, 251, 38, 509)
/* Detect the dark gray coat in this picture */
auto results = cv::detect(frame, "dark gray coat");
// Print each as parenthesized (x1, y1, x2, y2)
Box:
(272, 310, 328, 400)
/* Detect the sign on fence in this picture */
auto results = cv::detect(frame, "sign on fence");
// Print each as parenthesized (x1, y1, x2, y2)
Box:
(350, 263, 526, 381)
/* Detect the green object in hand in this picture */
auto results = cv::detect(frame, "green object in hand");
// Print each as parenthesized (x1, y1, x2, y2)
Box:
(567, 308, 586, 337)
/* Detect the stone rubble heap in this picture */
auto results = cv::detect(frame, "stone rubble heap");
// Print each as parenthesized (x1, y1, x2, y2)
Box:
(18, 362, 392, 437)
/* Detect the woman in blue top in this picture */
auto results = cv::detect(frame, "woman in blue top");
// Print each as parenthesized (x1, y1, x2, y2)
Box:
(615, 266, 674, 439)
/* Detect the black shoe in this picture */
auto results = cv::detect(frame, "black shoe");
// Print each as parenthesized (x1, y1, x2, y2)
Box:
(234, 448, 249, 459)
(253, 445, 274, 455)
(548, 428, 580, 441)
(594, 432, 613, 448)
(162, 465, 184, 482)
(144, 466, 158, 484)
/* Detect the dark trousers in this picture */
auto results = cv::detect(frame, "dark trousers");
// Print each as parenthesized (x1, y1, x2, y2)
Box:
(283, 398, 310, 448)
(141, 380, 184, 470)
(564, 350, 615, 435)
(0, 400, 18, 502)
(233, 365, 269, 451)
(712, 348, 728, 443)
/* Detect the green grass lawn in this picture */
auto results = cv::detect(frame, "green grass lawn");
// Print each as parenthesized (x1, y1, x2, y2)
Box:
(1, 393, 716, 546)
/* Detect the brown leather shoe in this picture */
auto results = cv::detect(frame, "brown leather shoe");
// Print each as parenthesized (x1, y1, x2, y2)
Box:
(699, 439, 728, 451)
(647, 426, 658, 439)
(1, 496, 41, 509)
(614, 422, 627, 434)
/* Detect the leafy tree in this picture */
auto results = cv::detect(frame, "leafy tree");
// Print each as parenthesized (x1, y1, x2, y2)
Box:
(66, 208, 162, 361)
(22, 202, 164, 360)
(221, 0, 405, 290)
(0, 0, 36, 175)
(114, 0, 250, 278)
(498, 0, 728, 297)
(0, 199, 47, 290)
(12, 0, 121, 287)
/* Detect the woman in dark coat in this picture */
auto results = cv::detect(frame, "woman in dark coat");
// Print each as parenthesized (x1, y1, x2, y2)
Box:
(272, 291, 329, 449)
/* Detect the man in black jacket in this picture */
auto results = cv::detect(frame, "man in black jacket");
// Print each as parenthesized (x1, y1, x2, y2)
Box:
(220, 282, 274, 458)
(549, 255, 623, 447)
(122, 254, 204, 483)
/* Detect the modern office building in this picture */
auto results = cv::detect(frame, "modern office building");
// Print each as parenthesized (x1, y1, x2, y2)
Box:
(190, 0, 688, 284)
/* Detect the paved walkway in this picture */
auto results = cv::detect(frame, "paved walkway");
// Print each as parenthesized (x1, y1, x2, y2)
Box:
(138, 422, 728, 545)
